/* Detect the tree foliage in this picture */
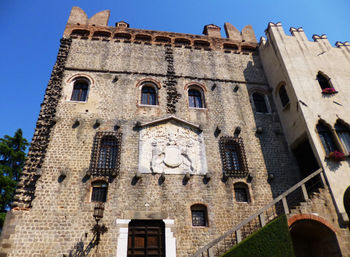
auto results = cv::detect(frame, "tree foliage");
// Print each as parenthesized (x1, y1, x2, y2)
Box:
(0, 129, 28, 217)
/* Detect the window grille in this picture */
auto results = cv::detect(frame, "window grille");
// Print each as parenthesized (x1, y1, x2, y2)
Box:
(191, 204, 208, 227)
(90, 132, 122, 177)
(219, 136, 248, 178)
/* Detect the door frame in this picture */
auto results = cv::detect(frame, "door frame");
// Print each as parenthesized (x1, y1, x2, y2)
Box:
(116, 219, 176, 257)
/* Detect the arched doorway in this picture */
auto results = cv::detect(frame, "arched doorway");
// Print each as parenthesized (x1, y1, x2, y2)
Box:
(290, 218, 342, 257)
(344, 186, 350, 228)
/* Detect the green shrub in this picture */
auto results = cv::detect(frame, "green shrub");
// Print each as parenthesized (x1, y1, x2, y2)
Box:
(0, 212, 6, 229)
(221, 215, 295, 257)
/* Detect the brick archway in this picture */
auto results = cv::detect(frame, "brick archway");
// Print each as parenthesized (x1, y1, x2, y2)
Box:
(288, 214, 341, 257)
(288, 213, 337, 233)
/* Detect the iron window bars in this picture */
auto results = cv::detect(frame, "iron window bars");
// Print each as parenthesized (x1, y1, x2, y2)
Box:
(219, 136, 248, 178)
(89, 132, 122, 177)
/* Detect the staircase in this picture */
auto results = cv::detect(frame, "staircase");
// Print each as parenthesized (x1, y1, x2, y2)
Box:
(190, 169, 326, 257)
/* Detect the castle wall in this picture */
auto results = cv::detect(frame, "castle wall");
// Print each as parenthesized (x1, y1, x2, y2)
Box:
(0, 20, 300, 256)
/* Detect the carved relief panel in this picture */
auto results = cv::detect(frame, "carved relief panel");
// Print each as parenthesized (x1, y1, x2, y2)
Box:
(138, 117, 208, 175)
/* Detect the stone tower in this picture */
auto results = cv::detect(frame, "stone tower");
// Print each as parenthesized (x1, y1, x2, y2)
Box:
(0, 7, 349, 257)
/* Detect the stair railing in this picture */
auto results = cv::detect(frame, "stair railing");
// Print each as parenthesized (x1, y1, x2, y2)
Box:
(190, 168, 325, 257)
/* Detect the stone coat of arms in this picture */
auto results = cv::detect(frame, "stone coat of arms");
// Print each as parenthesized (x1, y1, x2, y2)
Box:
(138, 116, 208, 175)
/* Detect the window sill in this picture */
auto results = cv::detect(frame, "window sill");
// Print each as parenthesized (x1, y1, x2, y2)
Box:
(189, 107, 206, 110)
(235, 201, 250, 204)
(321, 88, 338, 95)
(138, 104, 159, 108)
(192, 226, 209, 229)
(68, 100, 88, 103)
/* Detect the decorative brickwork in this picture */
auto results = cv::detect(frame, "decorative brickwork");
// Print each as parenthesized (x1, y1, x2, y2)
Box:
(164, 46, 181, 113)
(12, 38, 72, 209)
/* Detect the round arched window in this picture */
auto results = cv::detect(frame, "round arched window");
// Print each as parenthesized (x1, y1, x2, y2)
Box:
(141, 84, 157, 105)
(188, 87, 204, 108)
(71, 78, 89, 102)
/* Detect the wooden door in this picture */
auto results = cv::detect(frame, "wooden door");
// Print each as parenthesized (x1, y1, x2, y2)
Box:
(127, 220, 165, 257)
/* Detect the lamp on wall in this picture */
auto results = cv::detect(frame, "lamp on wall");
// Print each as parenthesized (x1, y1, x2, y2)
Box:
(92, 203, 108, 245)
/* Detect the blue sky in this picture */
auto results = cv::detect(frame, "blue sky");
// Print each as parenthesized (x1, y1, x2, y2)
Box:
(0, 0, 349, 142)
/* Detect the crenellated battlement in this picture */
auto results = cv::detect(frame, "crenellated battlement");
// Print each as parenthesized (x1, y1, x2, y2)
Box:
(63, 7, 258, 54)
(260, 22, 349, 52)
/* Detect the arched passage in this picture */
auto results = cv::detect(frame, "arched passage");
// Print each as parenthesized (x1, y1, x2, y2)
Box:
(289, 216, 342, 257)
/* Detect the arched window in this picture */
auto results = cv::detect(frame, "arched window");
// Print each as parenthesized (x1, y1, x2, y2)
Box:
(91, 180, 108, 202)
(317, 122, 338, 155)
(188, 87, 204, 108)
(252, 92, 268, 113)
(191, 204, 208, 227)
(141, 84, 157, 105)
(71, 78, 89, 101)
(278, 85, 290, 108)
(335, 121, 350, 155)
(234, 183, 250, 203)
(317, 72, 332, 90)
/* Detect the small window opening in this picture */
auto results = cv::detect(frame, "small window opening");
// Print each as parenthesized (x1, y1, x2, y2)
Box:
(317, 73, 332, 90)
(241, 46, 256, 52)
(71, 29, 90, 37)
(135, 34, 152, 42)
(114, 33, 131, 40)
(174, 38, 191, 45)
(71, 79, 89, 101)
(223, 43, 238, 51)
(155, 36, 171, 43)
(191, 204, 208, 227)
(91, 181, 108, 202)
(194, 40, 210, 48)
(252, 92, 268, 113)
(278, 85, 290, 108)
(92, 31, 111, 38)
(234, 183, 249, 202)
(141, 85, 157, 105)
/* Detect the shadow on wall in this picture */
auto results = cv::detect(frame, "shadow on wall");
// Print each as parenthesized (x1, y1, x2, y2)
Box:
(243, 60, 302, 199)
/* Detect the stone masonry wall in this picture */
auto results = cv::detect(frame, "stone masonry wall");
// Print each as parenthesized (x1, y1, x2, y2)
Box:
(1, 35, 302, 257)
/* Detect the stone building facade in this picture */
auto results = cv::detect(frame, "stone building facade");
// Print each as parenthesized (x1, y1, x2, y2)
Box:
(0, 6, 349, 257)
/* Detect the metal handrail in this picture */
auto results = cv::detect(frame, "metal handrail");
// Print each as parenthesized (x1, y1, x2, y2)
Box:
(190, 168, 324, 257)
